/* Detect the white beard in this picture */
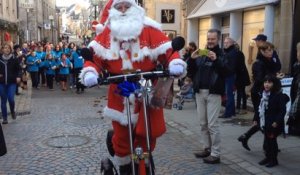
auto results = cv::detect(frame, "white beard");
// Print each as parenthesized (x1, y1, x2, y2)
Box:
(109, 5, 145, 41)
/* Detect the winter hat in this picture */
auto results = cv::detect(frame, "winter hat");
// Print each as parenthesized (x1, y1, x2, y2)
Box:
(81, 48, 93, 61)
(252, 34, 267, 41)
(91, 0, 114, 35)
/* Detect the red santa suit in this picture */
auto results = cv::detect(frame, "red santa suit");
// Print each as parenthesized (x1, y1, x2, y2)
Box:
(80, 0, 186, 166)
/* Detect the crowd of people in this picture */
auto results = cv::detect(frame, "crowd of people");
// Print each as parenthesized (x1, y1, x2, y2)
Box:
(0, 40, 88, 124)
(1, 0, 300, 174)
(182, 32, 300, 168)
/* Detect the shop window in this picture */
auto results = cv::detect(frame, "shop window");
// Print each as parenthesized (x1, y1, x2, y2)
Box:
(198, 18, 211, 49)
(221, 16, 230, 27)
(242, 9, 265, 78)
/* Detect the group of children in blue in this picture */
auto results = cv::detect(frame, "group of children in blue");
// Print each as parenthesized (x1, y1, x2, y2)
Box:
(25, 43, 85, 92)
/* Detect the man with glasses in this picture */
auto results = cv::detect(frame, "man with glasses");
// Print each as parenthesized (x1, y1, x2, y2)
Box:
(80, 0, 186, 174)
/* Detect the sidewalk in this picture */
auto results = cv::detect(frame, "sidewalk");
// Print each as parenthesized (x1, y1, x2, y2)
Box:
(15, 82, 32, 116)
(164, 99, 300, 175)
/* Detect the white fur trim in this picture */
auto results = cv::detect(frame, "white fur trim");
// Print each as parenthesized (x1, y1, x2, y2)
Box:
(168, 59, 187, 79)
(144, 17, 162, 31)
(131, 39, 143, 62)
(149, 41, 172, 61)
(88, 40, 118, 61)
(110, 37, 121, 59)
(112, 0, 136, 7)
(115, 155, 131, 166)
(103, 106, 138, 126)
(89, 37, 172, 62)
(120, 50, 133, 70)
(79, 67, 99, 84)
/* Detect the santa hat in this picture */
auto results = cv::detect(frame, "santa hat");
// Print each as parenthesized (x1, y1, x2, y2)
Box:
(111, 0, 137, 7)
(94, 0, 139, 35)
(91, 0, 113, 35)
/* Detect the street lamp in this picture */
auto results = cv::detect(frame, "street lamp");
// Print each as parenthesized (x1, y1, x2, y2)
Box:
(90, 0, 101, 20)
(49, 15, 54, 44)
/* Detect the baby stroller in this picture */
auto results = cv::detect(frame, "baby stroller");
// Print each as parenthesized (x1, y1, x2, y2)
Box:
(173, 82, 194, 110)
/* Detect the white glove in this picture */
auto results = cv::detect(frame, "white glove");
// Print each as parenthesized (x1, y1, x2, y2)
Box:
(83, 72, 98, 87)
(169, 64, 184, 76)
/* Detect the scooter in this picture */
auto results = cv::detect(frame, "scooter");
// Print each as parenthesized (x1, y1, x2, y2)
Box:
(100, 70, 173, 175)
(99, 36, 185, 175)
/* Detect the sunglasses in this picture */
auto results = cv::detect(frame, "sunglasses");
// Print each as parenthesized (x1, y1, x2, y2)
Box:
(114, 2, 132, 11)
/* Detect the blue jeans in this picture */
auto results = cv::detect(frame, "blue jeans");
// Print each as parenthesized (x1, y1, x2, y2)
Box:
(0, 84, 16, 120)
(224, 75, 235, 117)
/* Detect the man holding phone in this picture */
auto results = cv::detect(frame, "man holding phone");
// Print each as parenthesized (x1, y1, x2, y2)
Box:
(188, 29, 232, 164)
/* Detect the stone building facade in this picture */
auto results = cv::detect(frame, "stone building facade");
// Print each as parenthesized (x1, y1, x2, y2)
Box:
(143, 0, 181, 39)
(185, 0, 293, 74)
(0, 0, 18, 44)
(18, 0, 58, 44)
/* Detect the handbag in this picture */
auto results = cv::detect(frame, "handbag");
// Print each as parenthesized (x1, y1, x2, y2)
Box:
(22, 73, 28, 81)
(0, 124, 7, 156)
(150, 77, 174, 108)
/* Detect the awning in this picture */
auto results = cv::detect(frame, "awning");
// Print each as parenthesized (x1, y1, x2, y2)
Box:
(187, 0, 279, 19)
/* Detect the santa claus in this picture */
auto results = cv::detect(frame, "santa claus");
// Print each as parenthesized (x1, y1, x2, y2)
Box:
(80, 0, 186, 174)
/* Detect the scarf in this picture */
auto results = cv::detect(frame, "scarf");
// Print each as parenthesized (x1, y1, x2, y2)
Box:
(2, 54, 12, 61)
(259, 90, 270, 130)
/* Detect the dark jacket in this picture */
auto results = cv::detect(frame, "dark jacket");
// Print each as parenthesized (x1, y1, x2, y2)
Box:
(232, 48, 250, 87)
(291, 62, 300, 103)
(254, 91, 289, 135)
(188, 45, 231, 95)
(223, 45, 238, 76)
(251, 52, 281, 93)
(0, 54, 22, 84)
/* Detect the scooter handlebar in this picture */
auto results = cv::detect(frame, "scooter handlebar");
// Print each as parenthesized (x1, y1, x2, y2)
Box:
(98, 70, 170, 85)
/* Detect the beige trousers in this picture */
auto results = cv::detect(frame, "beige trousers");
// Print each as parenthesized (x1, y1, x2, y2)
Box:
(195, 89, 221, 157)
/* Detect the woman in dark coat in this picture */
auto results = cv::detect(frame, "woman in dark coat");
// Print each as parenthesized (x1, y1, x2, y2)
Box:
(0, 43, 22, 124)
(256, 75, 289, 167)
(238, 42, 281, 150)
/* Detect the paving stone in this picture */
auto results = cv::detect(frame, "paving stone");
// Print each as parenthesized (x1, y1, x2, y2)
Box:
(245, 165, 264, 174)
(0, 84, 251, 174)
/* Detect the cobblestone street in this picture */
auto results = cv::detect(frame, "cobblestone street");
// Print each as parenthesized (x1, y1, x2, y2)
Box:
(2, 84, 300, 175)
(0, 85, 249, 175)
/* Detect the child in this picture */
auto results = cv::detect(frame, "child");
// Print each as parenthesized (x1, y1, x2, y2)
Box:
(256, 75, 289, 167)
(177, 77, 193, 99)
(43, 53, 57, 90)
(58, 53, 72, 91)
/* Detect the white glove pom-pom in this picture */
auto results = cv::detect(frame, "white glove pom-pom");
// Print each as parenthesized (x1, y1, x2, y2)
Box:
(83, 72, 98, 87)
(169, 64, 184, 75)
(168, 59, 187, 78)
(95, 24, 104, 35)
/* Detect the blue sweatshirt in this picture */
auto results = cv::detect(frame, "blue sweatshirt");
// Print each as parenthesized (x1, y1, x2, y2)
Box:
(58, 58, 72, 75)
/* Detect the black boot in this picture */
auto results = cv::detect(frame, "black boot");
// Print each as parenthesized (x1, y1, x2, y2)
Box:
(266, 142, 278, 168)
(237, 134, 250, 151)
(265, 159, 278, 168)
(258, 157, 269, 165)
(119, 163, 132, 175)
(106, 129, 115, 156)
(100, 157, 117, 175)
(237, 125, 259, 151)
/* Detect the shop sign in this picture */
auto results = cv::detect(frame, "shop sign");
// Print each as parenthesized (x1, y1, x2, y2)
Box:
(19, 0, 34, 9)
